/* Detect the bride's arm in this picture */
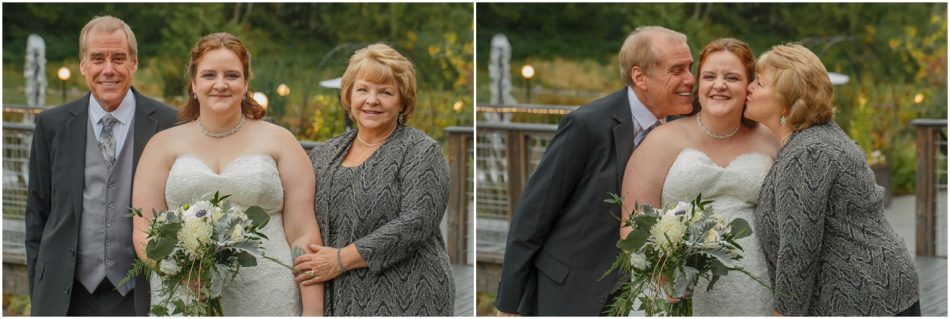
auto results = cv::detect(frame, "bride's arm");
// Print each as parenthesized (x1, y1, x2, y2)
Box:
(620, 127, 678, 240)
(131, 131, 173, 263)
(275, 129, 324, 316)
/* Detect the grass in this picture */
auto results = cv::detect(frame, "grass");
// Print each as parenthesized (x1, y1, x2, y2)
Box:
(2, 293, 30, 316)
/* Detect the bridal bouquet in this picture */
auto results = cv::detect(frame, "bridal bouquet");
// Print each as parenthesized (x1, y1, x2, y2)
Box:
(123, 192, 277, 316)
(602, 193, 762, 316)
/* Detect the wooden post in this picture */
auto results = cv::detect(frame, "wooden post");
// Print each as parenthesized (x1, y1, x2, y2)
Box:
(911, 119, 946, 256)
(445, 127, 472, 264)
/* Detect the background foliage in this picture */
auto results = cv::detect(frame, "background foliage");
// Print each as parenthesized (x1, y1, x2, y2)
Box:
(3, 3, 473, 144)
(477, 2, 947, 195)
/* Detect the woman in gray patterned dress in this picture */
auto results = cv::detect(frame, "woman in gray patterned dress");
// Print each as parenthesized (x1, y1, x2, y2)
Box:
(745, 43, 920, 316)
(292, 43, 455, 316)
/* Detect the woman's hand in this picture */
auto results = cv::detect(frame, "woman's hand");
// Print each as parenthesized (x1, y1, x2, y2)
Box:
(181, 278, 208, 301)
(294, 244, 343, 285)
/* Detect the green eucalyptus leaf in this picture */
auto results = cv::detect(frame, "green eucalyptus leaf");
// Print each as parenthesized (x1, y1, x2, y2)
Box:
(245, 206, 270, 228)
(619, 228, 650, 252)
(146, 237, 177, 260)
(236, 251, 257, 267)
(729, 218, 753, 239)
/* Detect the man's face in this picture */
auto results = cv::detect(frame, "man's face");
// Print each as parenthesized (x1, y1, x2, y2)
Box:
(79, 29, 137, 112)
(636, 38, 695, 118)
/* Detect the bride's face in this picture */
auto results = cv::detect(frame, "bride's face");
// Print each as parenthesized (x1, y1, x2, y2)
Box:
(192, 48, 247, 115)
(697, 51, 749, 117)
(745, 67, 783, 124)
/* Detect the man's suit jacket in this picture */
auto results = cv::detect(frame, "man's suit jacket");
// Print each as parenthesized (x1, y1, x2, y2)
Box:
(25, 88, 178, 316)
(495, 88, 637, 315)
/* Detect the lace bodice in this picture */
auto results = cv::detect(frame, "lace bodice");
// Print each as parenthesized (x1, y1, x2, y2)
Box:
(661, 148, 774, 316)
(152, 153, 301, 316)
(165, 154, 283, 213)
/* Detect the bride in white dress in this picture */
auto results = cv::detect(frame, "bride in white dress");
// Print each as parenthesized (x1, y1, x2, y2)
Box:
(620, 38, 779, 316)
(131, 33, 323, 315)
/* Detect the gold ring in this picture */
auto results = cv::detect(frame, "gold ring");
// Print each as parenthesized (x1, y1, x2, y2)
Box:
(305, 270, 315, 277)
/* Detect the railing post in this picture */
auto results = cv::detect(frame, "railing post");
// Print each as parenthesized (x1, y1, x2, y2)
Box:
(445, 127, 472, 265)
(911, 119, 946, 256)
(506, 129, 525, 218)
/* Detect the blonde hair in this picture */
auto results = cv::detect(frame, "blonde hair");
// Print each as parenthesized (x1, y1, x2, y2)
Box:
(340, 43, 417, 121)
(79, 16, 137, 62)
(619, 26, 688, 87)
(757, 43, 835, 130)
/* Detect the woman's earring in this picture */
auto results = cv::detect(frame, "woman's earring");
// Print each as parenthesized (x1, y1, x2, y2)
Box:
(398, 113, 405, 125)
(780, 115, 787, 127)
(193, 94, 198, 100)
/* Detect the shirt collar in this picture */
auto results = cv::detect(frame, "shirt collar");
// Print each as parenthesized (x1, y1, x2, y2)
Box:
(627, 86, 661, 131)
(89, 89, 136, 126)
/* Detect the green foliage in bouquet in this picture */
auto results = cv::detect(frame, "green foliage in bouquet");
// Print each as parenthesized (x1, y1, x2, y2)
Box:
(122, 192, 276, 316)
(601, 193, 766, 316)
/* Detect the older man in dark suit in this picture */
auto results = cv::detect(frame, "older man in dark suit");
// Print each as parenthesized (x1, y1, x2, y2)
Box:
(495, 26, 696, 316)
(25, 15, 178, 316)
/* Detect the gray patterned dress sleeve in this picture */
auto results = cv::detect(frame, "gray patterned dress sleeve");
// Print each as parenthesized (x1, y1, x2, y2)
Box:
(353, 138, 450, 273)
(768, 142, 835, 313)
(755, 122, 919, 316)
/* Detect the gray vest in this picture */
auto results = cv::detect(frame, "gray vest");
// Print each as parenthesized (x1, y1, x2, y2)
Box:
(76, 118, 135, 295)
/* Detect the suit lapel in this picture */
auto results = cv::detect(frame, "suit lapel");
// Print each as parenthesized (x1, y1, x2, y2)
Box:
(131, 88, 158, 176)
(66, 95, 91, 223)
(610, 89, 634, 189)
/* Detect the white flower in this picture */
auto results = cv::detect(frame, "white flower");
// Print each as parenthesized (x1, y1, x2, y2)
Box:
(701, 229, 721, 249)
(651, 215, 687, 255)
(667, 201, 692, 218)
(159, 259, 180, 276)
(229, 224, 245, 243)
(183, 201, 214, 220)
(229, 206, 247, 221)
(689, 209, 704, 223)
(179, 218, 213, 258)
(630, 253, 648, 271)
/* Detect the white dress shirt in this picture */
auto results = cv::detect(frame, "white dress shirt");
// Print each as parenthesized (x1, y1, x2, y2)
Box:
(88, 89, 136, 156)
(627, 86, 662, 147)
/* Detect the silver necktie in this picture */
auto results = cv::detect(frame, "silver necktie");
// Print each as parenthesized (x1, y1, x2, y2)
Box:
(98, 114, 118, 171)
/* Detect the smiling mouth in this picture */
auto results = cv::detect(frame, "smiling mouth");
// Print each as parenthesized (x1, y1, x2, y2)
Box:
(709, 95, 731, 100)
(98, 80, 121, 87)
(676, 91, 692, 97)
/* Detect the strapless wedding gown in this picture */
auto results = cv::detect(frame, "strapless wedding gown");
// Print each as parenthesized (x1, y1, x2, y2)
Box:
(150, 154, 301, 316)
(660, 148, 774, 316)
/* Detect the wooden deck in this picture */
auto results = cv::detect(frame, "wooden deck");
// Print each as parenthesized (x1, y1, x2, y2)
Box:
(453, 264, 474, 316)
(916, 256, 947, 316)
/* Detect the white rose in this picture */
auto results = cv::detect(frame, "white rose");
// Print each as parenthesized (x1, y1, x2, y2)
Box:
(702, 229, 721, 249)
(630, 253, 648, 271)
(159, 259, 180, 276)
(230, 224, 245, 243)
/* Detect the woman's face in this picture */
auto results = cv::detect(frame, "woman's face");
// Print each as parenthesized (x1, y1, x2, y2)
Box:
(349, 78, 401, 133)
(192, 48, 247, 115)
(745, 67, 784, 125)
(698, 50, 749, 117)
